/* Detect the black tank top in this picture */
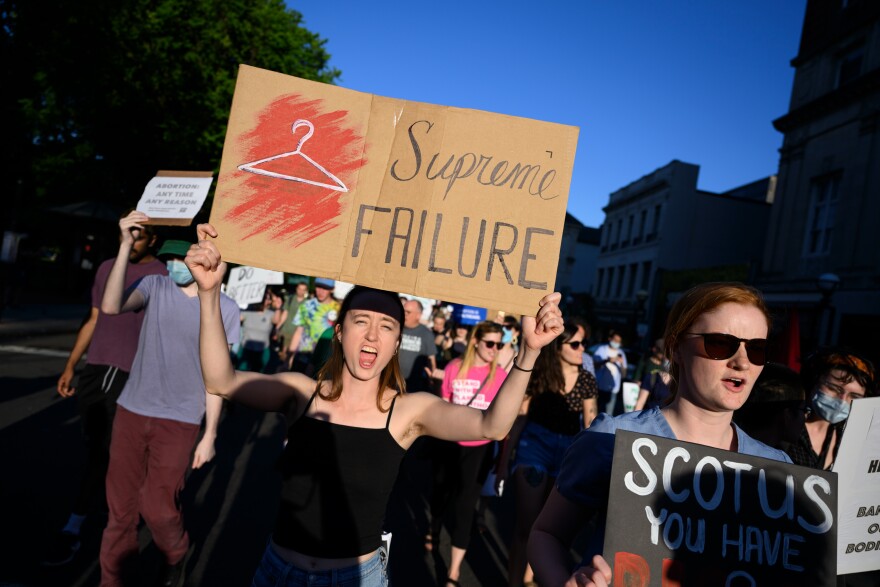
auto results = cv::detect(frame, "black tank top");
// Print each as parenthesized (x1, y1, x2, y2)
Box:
(273, 392, 406, 558)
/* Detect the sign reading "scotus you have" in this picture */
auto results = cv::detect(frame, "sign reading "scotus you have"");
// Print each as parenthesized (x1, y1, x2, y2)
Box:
(603, 430, 837, 586)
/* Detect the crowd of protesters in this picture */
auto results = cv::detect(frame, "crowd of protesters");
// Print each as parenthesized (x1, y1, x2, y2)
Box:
(42, 210, 878, 587)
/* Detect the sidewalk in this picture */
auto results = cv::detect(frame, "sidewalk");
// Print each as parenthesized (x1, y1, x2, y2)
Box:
(0, 303, 88, 341)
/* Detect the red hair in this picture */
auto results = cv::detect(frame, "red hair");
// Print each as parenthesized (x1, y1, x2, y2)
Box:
(664, 282, 770, 396)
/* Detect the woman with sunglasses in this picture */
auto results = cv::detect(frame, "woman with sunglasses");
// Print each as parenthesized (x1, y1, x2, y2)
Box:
(184, 224, 564, 587)
(529, 282, 792, 587)
(427, 321, 507, 587)
(498, 322, 598, 587)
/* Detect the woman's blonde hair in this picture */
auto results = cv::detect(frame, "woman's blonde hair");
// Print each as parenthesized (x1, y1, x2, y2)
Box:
(315, 286, 406, 412)
(455, 321, 504, 388)
(664, 282, 771, 397)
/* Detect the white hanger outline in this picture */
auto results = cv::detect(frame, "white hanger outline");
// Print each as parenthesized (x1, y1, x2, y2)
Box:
(238, 119, 349, 192)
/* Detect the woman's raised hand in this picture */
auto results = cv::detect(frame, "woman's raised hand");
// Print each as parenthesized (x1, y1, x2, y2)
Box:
(185, 223, 226, 293)
(521, 292, 564, 353)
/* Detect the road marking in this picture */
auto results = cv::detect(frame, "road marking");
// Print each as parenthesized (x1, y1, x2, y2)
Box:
(0, 345, 70, 358)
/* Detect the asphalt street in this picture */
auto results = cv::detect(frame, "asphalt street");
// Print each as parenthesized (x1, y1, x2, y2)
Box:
(0, 332, 522, 587)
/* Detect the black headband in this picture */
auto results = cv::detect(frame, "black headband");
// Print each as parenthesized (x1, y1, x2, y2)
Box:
(348, 288, 404, 325)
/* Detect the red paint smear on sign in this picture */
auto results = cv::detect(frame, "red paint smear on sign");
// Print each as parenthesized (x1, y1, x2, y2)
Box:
(224, 95, 366, 247)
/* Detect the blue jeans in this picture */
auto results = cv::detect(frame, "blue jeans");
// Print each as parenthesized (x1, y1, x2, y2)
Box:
(251, 542, 389, 587)
(513, 421, 576, 478)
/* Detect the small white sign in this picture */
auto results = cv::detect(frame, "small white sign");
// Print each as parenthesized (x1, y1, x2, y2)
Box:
(137, 175, 213, 219)
(833, 396, 880, 575)
(225, 266, 284, 309)
(621, 381, 640, 412)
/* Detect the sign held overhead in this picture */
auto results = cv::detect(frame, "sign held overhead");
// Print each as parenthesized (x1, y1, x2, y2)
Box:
(210, 65, 579, 315)
(138, 170, 214, 226)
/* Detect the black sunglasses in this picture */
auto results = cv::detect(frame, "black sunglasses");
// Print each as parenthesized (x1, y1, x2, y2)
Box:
(562, 340, 584, 350)
(685, 332, 767, 365)
(480, 340, 502, 349)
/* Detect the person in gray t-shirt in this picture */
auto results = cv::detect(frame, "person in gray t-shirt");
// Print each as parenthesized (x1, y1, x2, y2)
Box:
(400, 299, 437, 392)
(97, 211, 240, 586)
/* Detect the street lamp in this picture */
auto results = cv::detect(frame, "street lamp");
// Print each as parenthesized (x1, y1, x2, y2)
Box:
(814, 273, 840, 347)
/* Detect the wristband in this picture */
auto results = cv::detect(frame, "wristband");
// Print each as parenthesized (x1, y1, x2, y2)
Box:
(512, 357, 534, 373)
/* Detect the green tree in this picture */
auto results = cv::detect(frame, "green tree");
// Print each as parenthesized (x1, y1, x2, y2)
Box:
(1, 0, 340, 224)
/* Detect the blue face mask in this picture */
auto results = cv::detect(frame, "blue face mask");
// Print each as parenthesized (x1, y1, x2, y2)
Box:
(811, 391, 850, 424)
(609, 340, 621, 350)
(502, 328, 513, 344)
(166, 259, 194, 286)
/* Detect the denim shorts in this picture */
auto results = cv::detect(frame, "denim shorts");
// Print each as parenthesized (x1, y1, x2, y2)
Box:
(251, 541, 389, 587)
(513, 421, 576, 478)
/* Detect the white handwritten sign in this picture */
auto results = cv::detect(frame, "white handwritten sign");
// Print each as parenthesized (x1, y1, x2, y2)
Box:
(833, 396, 880, 575)
(225, 266, 284, 309)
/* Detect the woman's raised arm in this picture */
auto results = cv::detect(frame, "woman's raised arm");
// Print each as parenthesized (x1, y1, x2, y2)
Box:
(186, 224, 310, 413)
(415, 292, 563, 443)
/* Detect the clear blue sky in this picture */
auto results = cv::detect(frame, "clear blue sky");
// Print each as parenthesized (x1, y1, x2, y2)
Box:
(290, 0, 806, 228)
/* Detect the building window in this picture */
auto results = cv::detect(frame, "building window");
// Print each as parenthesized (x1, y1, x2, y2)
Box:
(653, 204, 662, 234)
(615, 265, 624, 298)
(596, 268, 605, 297)
(633, 210, 647, 245)
(621, 215, 633, 248)
(641, 261, 652, 290)
(837, 44, 864, 88)
(605, 267, 615, 298)
(803, 174, 840, 257)
(627, 263, 637, 298)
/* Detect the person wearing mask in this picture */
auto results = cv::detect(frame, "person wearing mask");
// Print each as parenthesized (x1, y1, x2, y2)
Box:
(592, 331, 627, 415)
(787, 349, 875, 470)
(529, 282, 791, 587)
(789, 349, 878, 587)
(97, 212, 240, 586)
(494, 315, 520, 373)
(184, 221, 564, 587)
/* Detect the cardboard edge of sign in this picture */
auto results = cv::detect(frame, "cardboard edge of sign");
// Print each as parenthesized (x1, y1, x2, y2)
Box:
(143, 170, 215, 226)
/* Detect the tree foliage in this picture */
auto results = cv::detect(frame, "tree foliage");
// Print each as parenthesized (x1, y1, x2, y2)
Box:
(2, 0, 339, 221)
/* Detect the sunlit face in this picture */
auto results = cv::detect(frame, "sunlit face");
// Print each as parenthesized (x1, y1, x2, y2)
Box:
(403, 301, 422, 329)
(337, 309, 400, 381)
(675, 302, 768, 413)
(315, 285, 333, 302)
(560, 331, 584, 366)
(815, 369, 866, 404)
(474, 332, 502, 365)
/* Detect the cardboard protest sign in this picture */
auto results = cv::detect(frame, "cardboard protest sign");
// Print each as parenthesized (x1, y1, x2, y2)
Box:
(137, 170, 213, 225)
(210, 65, 579, 316)
(604, 430, 837, 586)
(832, 396, 880, 574)
(225, 266, 284, 309)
